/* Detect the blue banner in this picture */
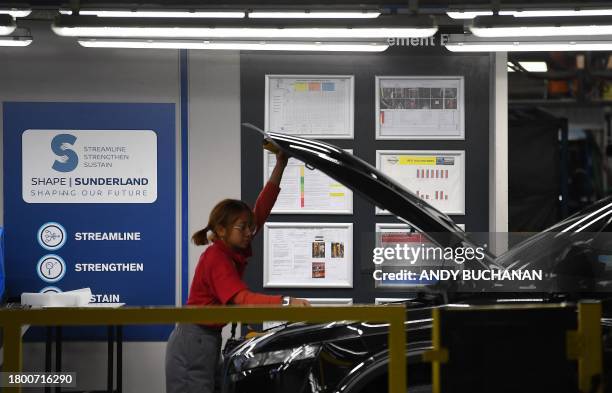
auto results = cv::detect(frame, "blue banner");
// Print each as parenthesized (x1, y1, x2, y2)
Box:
(3, 102, 176, 340)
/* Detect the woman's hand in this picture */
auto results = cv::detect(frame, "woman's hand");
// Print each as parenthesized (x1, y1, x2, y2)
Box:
(268, 150, 289, 187)
(276, 150, 288, 168)
(289, 297, 311, 307)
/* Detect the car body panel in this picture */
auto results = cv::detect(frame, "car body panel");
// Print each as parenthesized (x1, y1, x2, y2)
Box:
(222, 128, 612, 393)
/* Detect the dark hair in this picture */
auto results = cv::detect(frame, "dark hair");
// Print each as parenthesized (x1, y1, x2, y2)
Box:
(192, 199, 255, 246)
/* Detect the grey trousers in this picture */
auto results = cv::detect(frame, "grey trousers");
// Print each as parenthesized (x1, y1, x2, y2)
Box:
(165, 323, 222, 393)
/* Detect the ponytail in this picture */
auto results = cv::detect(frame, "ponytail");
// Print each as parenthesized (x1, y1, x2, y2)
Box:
(192, 226, 211, 246)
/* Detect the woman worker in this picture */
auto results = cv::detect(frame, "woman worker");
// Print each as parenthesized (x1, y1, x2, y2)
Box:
(165, 149, 311, 393)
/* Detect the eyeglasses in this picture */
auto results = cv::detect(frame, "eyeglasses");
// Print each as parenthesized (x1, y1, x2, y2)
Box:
(232, 223, 257, 236)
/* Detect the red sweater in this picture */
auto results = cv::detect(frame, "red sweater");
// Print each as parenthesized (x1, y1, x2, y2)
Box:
(187, 181, 283, 328)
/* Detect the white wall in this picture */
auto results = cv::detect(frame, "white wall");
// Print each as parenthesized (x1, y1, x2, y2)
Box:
(187, 50, 242, 344)
(187, 50, 241, 285)
(489, 52, 509, 255)
(0, 21, 241, 393)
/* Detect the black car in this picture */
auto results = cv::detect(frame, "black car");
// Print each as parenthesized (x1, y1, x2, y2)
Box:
(221, 126, 612, 393)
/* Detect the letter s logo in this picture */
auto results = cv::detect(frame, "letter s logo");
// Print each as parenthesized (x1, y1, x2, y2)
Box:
(51, 134, 79, 173)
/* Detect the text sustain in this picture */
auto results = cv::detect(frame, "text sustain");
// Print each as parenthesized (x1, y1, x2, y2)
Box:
(90, 294, 121, 303)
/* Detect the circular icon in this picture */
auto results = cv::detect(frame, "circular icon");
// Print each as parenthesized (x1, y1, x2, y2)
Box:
(36, 255, 66, 283)
(37, 222, 67, 251)
(40, 286, 62, 294)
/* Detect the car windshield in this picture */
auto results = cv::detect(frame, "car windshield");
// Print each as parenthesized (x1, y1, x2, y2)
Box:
(491, 197, 612, 293)
(390, 197, 612, 294)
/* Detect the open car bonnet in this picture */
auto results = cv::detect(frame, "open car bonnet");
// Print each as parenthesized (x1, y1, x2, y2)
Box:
(244, 123, 468, 249)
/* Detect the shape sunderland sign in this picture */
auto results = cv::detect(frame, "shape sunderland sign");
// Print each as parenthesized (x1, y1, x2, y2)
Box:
(3, 102, 176, 340)
(23, 130, 157, 203)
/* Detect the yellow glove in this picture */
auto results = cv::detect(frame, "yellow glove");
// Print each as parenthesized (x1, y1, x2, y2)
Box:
(262, 139, 279, 154)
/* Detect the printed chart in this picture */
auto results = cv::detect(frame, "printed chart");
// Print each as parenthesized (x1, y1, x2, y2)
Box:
(376, 76, 464, 139)
(264, 223, 353, 288)
(265, 75, 354, 138)
(264, 150, 352, 214)
(376, 150, 465, 215)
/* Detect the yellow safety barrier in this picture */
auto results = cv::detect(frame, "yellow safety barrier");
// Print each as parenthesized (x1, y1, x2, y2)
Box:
(421, 307, 447, 393)
(423, 302, 603, 393)
(0, 305, 406, 393)
(567, 302, 604, 393)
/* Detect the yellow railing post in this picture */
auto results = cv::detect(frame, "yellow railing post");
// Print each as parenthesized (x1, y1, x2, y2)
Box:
(3, 322, 23, 393)
(388, 311, 406, 393)
(422, 308, 448, 393)
(577, 302, 603, 393)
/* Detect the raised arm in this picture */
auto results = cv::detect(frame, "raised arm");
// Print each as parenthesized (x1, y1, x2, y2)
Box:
(253, 151, 288, 233)
(268, 150, 288, 188)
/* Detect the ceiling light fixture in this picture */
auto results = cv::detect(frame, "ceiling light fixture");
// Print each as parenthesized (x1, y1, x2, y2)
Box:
(499, 9, 612, 17)
(52, 15, 437, 39)
(0, 8, 31, 18)
(444, 34, 612, 52)
(471, 15, 612, 37)
(78, 38, 389, 52)
(0, 36, 32, 46)
(59, 9, 245, 18)
(248, 11, 381, 19)
(518, 61, 548, 72)
(446, 11, 493, 19)
(0, 15, 16, 36)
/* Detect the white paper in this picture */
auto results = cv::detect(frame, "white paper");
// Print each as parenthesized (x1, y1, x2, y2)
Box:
(377, 150, 465, 215)
(264, 150, 352, 214)
(264, 223, 353, 288)
(21, 287, 92, 307)
(375, 298, 410, 304)
(376, 76, 465, 139)
(265, 75, 354, 139)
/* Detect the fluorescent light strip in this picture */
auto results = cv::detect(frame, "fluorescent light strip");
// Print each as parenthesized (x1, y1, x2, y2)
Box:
(0, 25, 15, 36)
(518, 61, 548, 72)
(0, 37, 32, 46)
(0, 9, 31, 18)
(500, 9, 612, 17)
(446, 11, 493, 19)
(249, 11, 380, 19)
(78, 39, 389, 52)
(471, 25, 612, 37)
(446, 41, 612, 52)
(60, 9, 245, 18)
(55, 26, 437, 39)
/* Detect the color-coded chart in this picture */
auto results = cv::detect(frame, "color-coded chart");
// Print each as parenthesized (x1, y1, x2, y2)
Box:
(265, 150, 353, 214)
(300, 166, 305, 208)
(416, 169, 449, 179)
(377, 150, 465, 215)
(266, 75, 354, 139)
